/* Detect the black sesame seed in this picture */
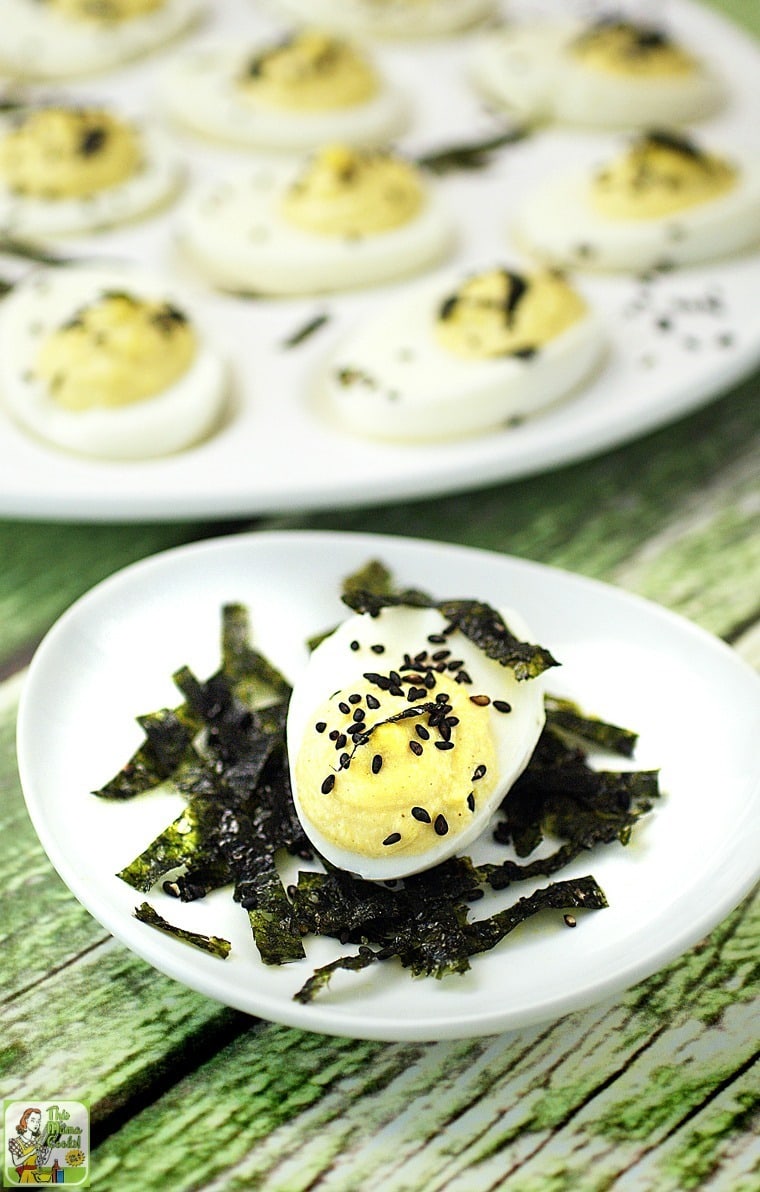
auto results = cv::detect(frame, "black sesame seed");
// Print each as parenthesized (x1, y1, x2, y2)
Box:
(338, 701, 350, 715)
(315, 720, 327, 732)
(336, 733, 347, 749)
(371, 643, 386, 654)
(431, 649, 450, 661)
(467, 792, 475, 812)
(329, 730, 339, 741)
(383, 832, 401, 846)
(438, 722, 451, 742)
(436, 692, 450, 703)
(434, 814, 449, 836)
(390, 670, 401, 686)
(411, 806, 431, 823)
(472, 764, 487, 780)
(447, 660, 464, 671)
(350, 640, 360, 651)
(346, 724, 365, 737)
(339, 753, 350, 768)
(366, 693, 380, 710)
(564, 914, 577, 928)
(435, 741, 454, 751)
(349, 693, 361, 704)
(414, 651, 428, 664)
(321, 775, 335, 793)
(493, 700, 512, 714)
(470, 695, 490, 706)
(415, 724, 430, 740)
(423, 673, 437, 689)
(409, 740, 424, 756)
(456, 670, 472, 685)
(372, 754, 383, 774)
(352, 708, 365, 722)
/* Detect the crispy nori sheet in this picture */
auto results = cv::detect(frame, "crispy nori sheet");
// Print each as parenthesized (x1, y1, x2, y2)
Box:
(342, 587, 559, 680)
(545, 695, 638, 757)
(134, 902, 231, 959)
(293, 875, 607, 1001)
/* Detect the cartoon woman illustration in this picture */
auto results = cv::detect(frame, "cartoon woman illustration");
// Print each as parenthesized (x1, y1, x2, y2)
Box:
(7, 1108, 53, 1183)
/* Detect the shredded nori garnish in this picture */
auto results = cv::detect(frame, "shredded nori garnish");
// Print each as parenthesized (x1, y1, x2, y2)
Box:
(282, 312, 330, 349)
(417, 127, 528, 174)
(342, 584, 559, 680)
(105, 560, 661, 1000)
(134, 902, 231, 959)
(0, 236, 75, 266)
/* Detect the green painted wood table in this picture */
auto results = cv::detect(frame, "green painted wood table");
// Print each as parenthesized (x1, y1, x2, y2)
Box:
(1, 2, 759, 1188)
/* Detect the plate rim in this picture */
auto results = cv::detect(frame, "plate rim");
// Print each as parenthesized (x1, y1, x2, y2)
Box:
(15, 528, 760, 1040)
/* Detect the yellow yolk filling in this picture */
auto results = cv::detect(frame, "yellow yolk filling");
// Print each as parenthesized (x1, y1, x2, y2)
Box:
(571, 20, 697, 77)
(592, 134, 737, 219)
(36, 293, 196, 411)
(0, 108, 141, 200)
(281, 144, 424, 236)
(49, 0, 163, 21)
(239, 31, 378, 111)
(435, 269, 587, 360)
(296, 681, 498, 860)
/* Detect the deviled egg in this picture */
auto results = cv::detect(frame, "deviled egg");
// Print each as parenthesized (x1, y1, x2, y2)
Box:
(0, 105, 181, 239)
(162, 30, 408, 151)
(322, 265, 605, 441)
(286, 601, 551, 880)
(472, 16, 724, 128)
(179, 143, 454, 295)
(270, 0, 495, 40)
(0, 0, 205, 79)
(0, 264, 227, 459)
(514, 130, 760, 272)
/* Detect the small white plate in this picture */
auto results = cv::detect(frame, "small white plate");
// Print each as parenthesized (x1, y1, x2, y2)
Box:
(0, 0, 759, 521)
(17, 531, 760, 1040)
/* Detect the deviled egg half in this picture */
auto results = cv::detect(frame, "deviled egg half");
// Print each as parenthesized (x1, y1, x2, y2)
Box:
(514, 130, 760, 273)
(162, 29, 408, 151)
(270, 0, 495, 40)
(322, 265, 605, 441)
(286, 601, 552, 880)
(472, 16, 724, 128)
(179, 143, 454, 295)
(0, 104, 181, 239)
(0, 0, 205, 79)
(0, 264, 227, 459)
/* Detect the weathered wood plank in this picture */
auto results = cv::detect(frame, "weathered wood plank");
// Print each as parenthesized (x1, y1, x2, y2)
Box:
(0, 520, 208, 671)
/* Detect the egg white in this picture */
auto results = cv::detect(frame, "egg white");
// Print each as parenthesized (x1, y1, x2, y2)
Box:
(178, 162, 455, 295)
(514, 151, 760, 273)
(161, 41, 409, 152)
(0, 264, 227, 460)
(321, 267, 606, 441)
(471, 23, 724, 129)
(0, 0, 205, 79)
(0, 114, 182, 240)
(286, 603, 547, 880)
(269, 0, 495, 40)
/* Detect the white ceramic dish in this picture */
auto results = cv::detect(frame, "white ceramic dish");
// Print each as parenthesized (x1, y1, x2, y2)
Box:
(0, 0, 758, 520)
(17, 531, 760, 1040)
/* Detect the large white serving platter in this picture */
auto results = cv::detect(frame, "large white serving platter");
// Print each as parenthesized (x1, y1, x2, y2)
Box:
(0, 0, 758, 520)
(17, 530, 760, 1040)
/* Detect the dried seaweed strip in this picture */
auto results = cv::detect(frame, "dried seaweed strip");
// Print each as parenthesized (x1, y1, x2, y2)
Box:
(476, 842, 585, 891)
(545, 695, 638, 757)
(463, 876, 608, 957)
(94, 707, 201, 799)
(293, 946, 381, 1004)
(437, 599, 559, 679)
(221, 603, 291, 704)
(163, 857, 232, 902)
(134, 902, 231, 958)
(417, 127, 528, 175)
(216, 802, 305, 964)
(117, 795, 224, 892)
